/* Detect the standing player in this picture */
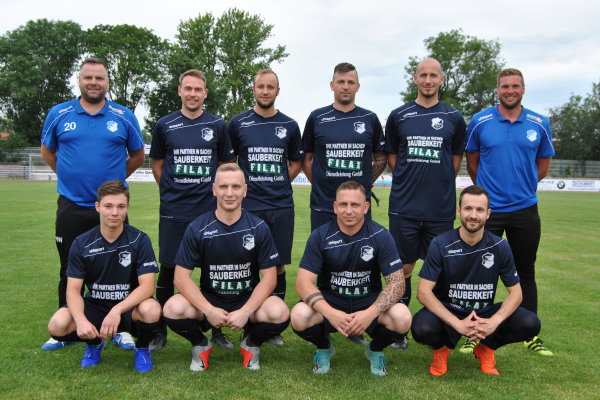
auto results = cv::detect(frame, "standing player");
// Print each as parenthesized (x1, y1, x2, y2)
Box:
(291, 181, 411, 376)
(163, 164, 290, 371)
(46, 180, 161, 373)
(384, 58, 466, 349)
(302, 62, 386, 231)
(466, 68, 554, 356)
(228, 69, 304, 345)
(411, 185, 541, 375)
(150, 69, 235, 350)
(40, 58, 145, 351)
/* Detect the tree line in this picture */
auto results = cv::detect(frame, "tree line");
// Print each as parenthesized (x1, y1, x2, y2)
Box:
(0, 14, 597, 161)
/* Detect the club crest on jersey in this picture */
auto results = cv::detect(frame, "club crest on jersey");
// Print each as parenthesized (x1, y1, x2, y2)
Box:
(119, 251, 131, 267)
(275, 126, 287, 139)
(354, 121, 366, 134)
(481, 252, 494, 269)
(201, 128, 214, 142)
(526, 130, 538, 142)
(431, 117, 444, 130)
(242, 234, 255, 250)
(106, 121, 118, 132)
(360, 245, 374, 262)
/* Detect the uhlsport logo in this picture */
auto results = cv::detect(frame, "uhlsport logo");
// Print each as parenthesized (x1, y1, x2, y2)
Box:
(119, 251, 131, 267)
(526, 129, 538, 142)
(354, 121, 366, 134)
(275, 126, 287, 139)
(481, 252, 494, 269)
(431, 117, 444, 130)
(106, 121, 118, 132)
(242, 234, 255, 250)
(201, 128, 214, 142)
(360, 245, 374, 262)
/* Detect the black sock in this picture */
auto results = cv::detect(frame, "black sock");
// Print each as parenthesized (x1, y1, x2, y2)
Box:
(293, 324, 330, 349)
(86, 338, 103, 346)
(52, 332, 85, 343)
(273, 272, 286, 300)
(370, 324, 402, 351)
(164, 317, 208, 347)
(155, 265, 175, 306)
(401, 276, 412, 306)
(135, 320, 161, 348)
(247, 320, 290, 347)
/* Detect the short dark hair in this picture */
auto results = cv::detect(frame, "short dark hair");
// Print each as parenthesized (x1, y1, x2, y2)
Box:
(179, 69, 207, 86)
(333, 62, 357, 80)
(97, 180, 130, 203)
(80, 57, 108, 71)
(254, 69, 279, 87)
(459, 185, 489, 208)
(335, 180, 366, 198)
(497, 68, 524, 87)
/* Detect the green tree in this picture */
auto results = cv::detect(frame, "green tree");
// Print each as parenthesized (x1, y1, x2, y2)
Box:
(146, 8, 287, 128)
(0, 19, 84, 145)
(549, 82, 600, 161)
(402, 29, 504, 119)
(85, 24, 169, 112)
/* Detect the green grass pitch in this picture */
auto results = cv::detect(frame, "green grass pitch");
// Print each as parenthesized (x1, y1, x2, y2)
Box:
(0, 180, 598, 399)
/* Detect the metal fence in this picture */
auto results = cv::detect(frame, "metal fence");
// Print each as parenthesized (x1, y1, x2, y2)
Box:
(1, 147, 599, 179)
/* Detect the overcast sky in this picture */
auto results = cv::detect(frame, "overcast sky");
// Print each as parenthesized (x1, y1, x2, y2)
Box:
(2, 0, 599, 129)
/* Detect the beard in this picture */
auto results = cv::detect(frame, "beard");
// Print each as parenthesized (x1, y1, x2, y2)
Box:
(255, 98, 275, 109)
(460, 218, 485, 233)
(499, 94, 523, 110)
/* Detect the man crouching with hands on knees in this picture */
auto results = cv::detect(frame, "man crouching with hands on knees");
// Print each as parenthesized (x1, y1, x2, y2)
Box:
(411, 185, 541, 376)
(163, 163, 289, 371)
(291, 181, 411, 376)
(47, 180, 161, 373)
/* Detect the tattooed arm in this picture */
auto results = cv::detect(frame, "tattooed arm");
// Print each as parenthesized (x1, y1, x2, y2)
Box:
(370, 152, 387, 185)
(344, 269, 405, 336)
(373, 269, 405, 312)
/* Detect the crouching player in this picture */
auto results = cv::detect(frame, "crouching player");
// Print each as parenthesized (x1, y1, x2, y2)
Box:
(163, 163, 289, 371)
(291, 181, 411, 376)
(47, 180, 161, 373)
(411, 185, 541, 375)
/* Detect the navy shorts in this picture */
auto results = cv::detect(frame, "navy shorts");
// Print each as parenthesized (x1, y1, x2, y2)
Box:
(199, 290, 253, 331)
(388, 216, 454, 264)
(81, 297, 135, 334)
(321, 291, 380, 337)
(202, 290, 252, 313)
(158, 219, 191, 265)
(250, 207, 294, 265)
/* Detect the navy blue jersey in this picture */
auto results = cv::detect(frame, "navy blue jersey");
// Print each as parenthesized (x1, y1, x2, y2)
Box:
(41, 98, 144, 208)
(419, 228, 519, 311)
(302, 105, 384, 213)
(175, 210, 280, 302)
(150, 110, 234, 221)
(384, 101, 466, 220)
(228, 109, 304, 210)
(300, 218, 402, 298)
(67, 225, 159, 303)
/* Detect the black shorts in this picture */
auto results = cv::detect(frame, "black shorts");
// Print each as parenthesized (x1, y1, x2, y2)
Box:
(202, 290, 252, 313)
(388, 216, 454, 264)
(321, 292, 380, 337)
(158, 219, 191, 265)
(80, 297, 135, 334)
(250, 208, 294, 264)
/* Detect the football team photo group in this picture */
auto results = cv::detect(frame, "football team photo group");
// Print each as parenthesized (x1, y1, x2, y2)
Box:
(39, 56, 555, 378)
